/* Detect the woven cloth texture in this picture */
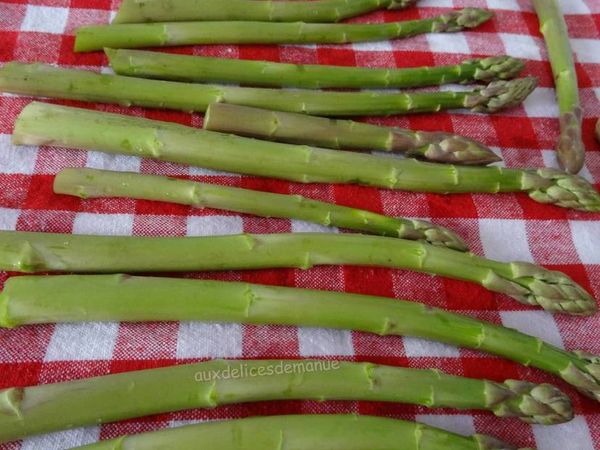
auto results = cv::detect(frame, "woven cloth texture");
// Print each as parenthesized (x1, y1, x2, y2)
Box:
(0, 0, 599, 448)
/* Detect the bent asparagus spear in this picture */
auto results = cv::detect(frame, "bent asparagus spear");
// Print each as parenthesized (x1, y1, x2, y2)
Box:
(106, 48, 524, 89)
(204, 103, 500, 165)
(113, 0, 417, 24)
(0, 274, 594, 404)
(0, 232, 595, 315)
(13, 102, 600, 212)
(0, 63, 536, 116)
(54, 168, 468, 251)
(70, 415, 532, 450)
(74, 8, 493, 52)
(0, 351, 570, 443)
(532, 0, 585, 174)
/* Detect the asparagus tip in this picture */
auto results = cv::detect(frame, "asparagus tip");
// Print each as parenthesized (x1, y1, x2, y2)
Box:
(561, 351, 600, 401)
(433, 8, 494, 33)
(557, 109, 585, 174)
(388, 0, 419, 10)
(465, 77, 538, 113)
(408, 131, 501, 166)
(484, 260, 597, 315)
(407, 219, 469, 252)
(470, 56, 526, 82)
(488, 380, 573, 425)
(526, 168, 600, 212)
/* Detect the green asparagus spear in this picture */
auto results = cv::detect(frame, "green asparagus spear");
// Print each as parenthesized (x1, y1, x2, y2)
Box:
(0, 350, 571, 443)
(0, 274, 593, 404)
(70, 415, 533, 450)
(0, 63, 536, 116)
(113, 0, 416, 24)
(54, 168, 468, 251)
(106, 48, 524, 89)
(74, 8, 494, 52)
(13, 102, 600, 212)
(204, 103, 500, 165)
(0, 232, 595, 315)
(532, 0, 585, 174)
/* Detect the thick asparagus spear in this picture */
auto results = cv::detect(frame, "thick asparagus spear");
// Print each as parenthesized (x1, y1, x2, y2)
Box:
(532, 0, 585, 174)
(0, 350, 570, 443)
(113, 0, 416, 24)
(74, 8, 493, 52)
(54, 168, 468, 251)
(0, 275, 593, 405)
(70, 415, 532, 450)
(14, 103, 600, 212)
(204, 103, 500, 165)
(0, 63, 536, 116)
(106, 48, 524, 89)
(0, 232, 595, 315)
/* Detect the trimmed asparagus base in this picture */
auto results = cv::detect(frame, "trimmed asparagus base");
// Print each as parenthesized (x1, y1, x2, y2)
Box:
(0, 231, 595, 315)
(113, 0, 414, 23)
(106, 49, 524, 89)
(74, 9, 494, 52)
(54, 168, 468, 251)
(70, 415, 533, 450)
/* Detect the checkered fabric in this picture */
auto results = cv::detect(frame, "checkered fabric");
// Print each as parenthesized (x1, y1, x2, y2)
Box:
(0, 0, 599, 448)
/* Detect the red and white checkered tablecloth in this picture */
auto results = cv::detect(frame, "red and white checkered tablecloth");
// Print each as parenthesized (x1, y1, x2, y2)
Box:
(0, 0, 599, 448)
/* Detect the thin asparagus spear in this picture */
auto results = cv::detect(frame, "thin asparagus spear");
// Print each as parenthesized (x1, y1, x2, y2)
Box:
(113, 0, 417, 24)
(13, 102, 600, 213)
(596, 118, 600, 143)
(0, 275, 591, 405)
(54, 168, 468, 251)
(0, 349, 571, 443)
(532, 0, 585, 174)
(106, 48, 524, 89)
(74, 8, 494, 52)
(70, 415, 533, 450)
(0, 232, 595, 315)
(0, 63, 536, 116)
(204, 103, 500, 165)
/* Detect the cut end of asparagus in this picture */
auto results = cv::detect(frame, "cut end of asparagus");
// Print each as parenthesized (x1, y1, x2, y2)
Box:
(487, 380, 573, 425)
(470, 56, 526, 82)
(561, 351, 600, 401)
(405, 219, 469, 252)
(432, 8, 494, 33)
(526, 168, 600, 212)
(557, 109, 585, 174)
(407, 131, 501, 166)
(465, 77, 538, 113)
(388, 0, 419, 10)
(485, 261, 597, 315)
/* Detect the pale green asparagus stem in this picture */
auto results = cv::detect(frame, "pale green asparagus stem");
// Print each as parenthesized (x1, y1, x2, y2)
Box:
(532, 0, 585, 174)
(0, 232, 595, 315)
(204, 103, 500, 165)
(13, 102, 600, 212)
(0, 63, 536, 116)
(106, 48, 524, 89)
(113, 0, 417, 24)
(71, 415, 533, 450)
(75, 8, 494, 52)
(54, 168, 468, 251)
(0, 348, 571, 443)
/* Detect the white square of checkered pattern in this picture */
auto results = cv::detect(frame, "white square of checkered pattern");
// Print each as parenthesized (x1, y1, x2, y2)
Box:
(0, 134, 38, 175)
(500, 311, 564, 349)
(298, 327, 354, 356)
(479, 219, 534, 262)
(20, 5, 69, 34)
(20, 426, 100, 450)
(73, 213, 135, 236)
(415, 414, 476, 436)
(523, 88, 560, 118)
(0, 207, 19, 230)
(176, 322, 243, 358)
(85, 151, 142, 173)
(532, 416, 594, 450)
(403, 337, 461, 358)
(570, 221, 600, 264)
(44, 322, 119, 361)
(187, 215, 244, 236)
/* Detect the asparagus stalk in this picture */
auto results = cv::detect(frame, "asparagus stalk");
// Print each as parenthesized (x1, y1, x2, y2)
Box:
(74, 8, 494, 52)
(13, 102, 600, 213)
(106, 48, 524, 89)
(0, 232, 595, 315)
(532, 0, 585, 174)
(54, 168, 468, 251)
(113, 0, 417, 24)
(204, 103, 500, 165)
(0, 348, 571, 443)
(0, 275, 590, 405)
(70, 415, 533, 450)
(596, 119, 600, 143)
(0, 63, 537, 116)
